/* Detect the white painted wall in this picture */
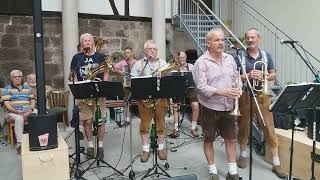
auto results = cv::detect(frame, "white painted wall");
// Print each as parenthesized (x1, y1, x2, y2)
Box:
(42, 0, 172, 18)
(244, 0, 320, 82)
(245, 0, 320, 60)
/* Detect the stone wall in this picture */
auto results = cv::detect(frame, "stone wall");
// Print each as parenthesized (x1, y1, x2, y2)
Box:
(0, 15, 195, 88)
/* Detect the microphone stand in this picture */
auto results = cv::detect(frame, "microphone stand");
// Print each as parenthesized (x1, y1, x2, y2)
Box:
(69, 48, 95, 179)
(235, 49, 266, 180)
(285, 42, 320, 180)
(286, 42, 320, 83)
(69, 65, 86, 180)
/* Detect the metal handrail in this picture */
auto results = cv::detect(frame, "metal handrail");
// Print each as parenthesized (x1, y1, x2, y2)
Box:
(233, 0, 320, 63)
(172, 0, 320, 84)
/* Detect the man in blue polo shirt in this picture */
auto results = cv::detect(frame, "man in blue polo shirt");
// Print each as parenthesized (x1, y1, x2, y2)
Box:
(1, 70, 35, 154)
(235, 28, 287, 179)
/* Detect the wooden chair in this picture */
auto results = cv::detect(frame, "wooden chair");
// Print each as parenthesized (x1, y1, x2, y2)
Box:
(6, 116, 28, 148)
(47, 89, 69, 127)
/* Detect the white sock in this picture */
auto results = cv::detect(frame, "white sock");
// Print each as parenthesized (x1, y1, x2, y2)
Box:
(174, 123, 178, 131)
(88, 141, 94, 148)
(191, 121, 197, 130)
(228, 163, 238, 175)
(208, 164, 217, 174)
(240, 150, 247, 158)
(158, 143, 164, 150)
(272, 156, 280, 166)
(142, 144, 150, 152)
(98, 141, 103, 148)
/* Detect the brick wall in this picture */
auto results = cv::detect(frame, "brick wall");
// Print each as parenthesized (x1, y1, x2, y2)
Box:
(0, 15, 195, 88)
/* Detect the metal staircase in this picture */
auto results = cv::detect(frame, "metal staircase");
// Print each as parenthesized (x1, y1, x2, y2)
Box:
(171, 0, 320, 88)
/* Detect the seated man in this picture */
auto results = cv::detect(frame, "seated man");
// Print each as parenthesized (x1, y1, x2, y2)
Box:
(1, 70, 35, 154)
(170, 51, 199, 138)
(25, 73, 53, 109)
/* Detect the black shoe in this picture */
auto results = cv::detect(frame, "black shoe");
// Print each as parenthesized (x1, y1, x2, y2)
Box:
(16, 145, 21, 155)
(169, 129, 180, 138)
(226, 173, 239, 180)
(86, 147, 94, 159)
(122, 121, 131, 127)
(97, 147, 104, 160)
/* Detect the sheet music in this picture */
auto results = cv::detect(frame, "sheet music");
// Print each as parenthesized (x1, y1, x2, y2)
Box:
(130, 75, 153, 79)
(68, 80, 98, 84)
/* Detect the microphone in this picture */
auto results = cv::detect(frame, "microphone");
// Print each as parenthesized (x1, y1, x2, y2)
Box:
(230, 45, 243, 55)
(280, 40, 298, 44)
(230, 44, 236, 49)
(230, 44, 244, 51)
(83, 47, 90, 53)
(230, 44, 239, 50)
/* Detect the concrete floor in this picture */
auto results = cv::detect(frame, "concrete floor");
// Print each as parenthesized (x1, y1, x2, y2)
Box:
(0, 114, 283, 180)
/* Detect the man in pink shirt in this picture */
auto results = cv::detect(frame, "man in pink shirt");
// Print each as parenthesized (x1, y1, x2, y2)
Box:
(114, 47, 137, 127)
(193, 28, 241, 180)
(114, 47, 137, 76)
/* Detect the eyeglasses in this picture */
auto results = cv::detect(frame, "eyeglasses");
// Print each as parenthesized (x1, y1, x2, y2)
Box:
(13, 76, 22, 78)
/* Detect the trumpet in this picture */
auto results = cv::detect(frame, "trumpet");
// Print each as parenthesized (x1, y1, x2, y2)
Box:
(230, 70, 241, 116)
(253, 60, 269, 95)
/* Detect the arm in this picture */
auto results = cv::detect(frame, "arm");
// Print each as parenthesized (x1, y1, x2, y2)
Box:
(3, 101, 20, 114)
(130, 61, 141, 77)
(114, 60, 126, 75)
(266, 52, 276, 81)
(267, 69, 276, 81)
(69, 55, 78, 82)
(192, 61, 217, 97)
(103, 71, 109, 81)
(217, 57, 242, 98)
(22, 98, 36, 118)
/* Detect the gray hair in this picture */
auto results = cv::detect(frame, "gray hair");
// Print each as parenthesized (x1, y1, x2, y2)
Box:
(245, 28, 261, 38)
(144, 40, 157, 49)
(80, 33, 94, 43)
(206, 28, 225, 41)
(10, 70, 22, 77)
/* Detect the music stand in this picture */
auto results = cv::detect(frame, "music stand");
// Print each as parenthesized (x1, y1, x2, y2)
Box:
(131, 75, 186, 179)
(68, 80, 125, 179)
(270, 83, 320, 180)
(170, 71, 194, 130)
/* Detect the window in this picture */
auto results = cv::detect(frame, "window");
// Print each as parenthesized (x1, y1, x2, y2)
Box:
(0, 0, 33, 15)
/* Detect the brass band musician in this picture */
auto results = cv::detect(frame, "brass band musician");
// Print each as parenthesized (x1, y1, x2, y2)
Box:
(130, 40, 168, 162)
(69, 33, 108, 160)
(235, 28, 287, 179)
(169, 51, 199, 138)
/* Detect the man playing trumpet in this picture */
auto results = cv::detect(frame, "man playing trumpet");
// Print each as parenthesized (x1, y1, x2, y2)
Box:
(193, 28, 241, 180)
(235, 28, 287, 179)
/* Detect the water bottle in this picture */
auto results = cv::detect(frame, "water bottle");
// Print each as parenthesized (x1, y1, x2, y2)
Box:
(150, 124, 157, 147)
(95, 104, 102, 126)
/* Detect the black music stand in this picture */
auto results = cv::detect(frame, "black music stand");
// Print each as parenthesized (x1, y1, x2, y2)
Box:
(68, 80, 125, 179)
(170, 72, 195, 131)
(131, 75, 186, 179)
(270, 83, 320, 180)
